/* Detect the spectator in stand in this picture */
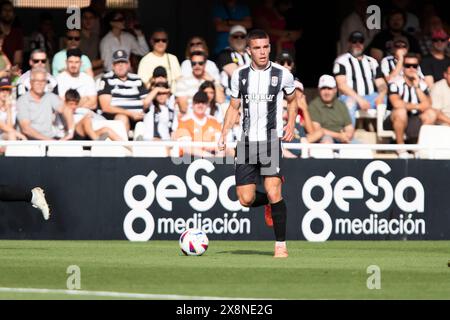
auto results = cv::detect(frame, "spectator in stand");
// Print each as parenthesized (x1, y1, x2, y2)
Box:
(0, 30, 11, 78)
(216, 25, 250, 97)
(386, 53, 437, 156)
(98, 50, 154, 133)
(213, 0, 253, 55)
(141, 81, 177, 141)
(421, 30, 450, 88)
(100, 10, 149, 73)
(64, 89, 123, 141)
(181, 37, 220, 81)
(199, 80, 226, 124)
(380, 36, 425, 82)
(0, 1, 23, 68)
(175, 51, 225, 115)
(176, 91, 222, 158)
(16, 49, 57, 98)
(253, 0, 302, 58)
(28, 12, 57, 63)
(276, 51, 295, 74)
(80, 8, 103, 76)
(334, 31, 387, 125)
(309, 75, 355, 144)
(55, 49, 97, 111)
(137, 28, 180, 91)
(431, 64, 450, 126)
(52, 29, 93, 78)
(0, 77, 26, 140)
(368, 9, 421, 62)
(339, 0, 379, 55)
(16, 68, 74, 141)
(391, 0, 421, 36)
(418, 15, 450, 58)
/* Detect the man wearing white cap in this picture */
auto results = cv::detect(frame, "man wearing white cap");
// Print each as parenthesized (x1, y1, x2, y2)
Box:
(309, 75, 355, 144)
(217, 25, 251, 97)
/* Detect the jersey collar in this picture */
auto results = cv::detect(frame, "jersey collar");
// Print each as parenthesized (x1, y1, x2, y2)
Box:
(250, 61, 272, 72)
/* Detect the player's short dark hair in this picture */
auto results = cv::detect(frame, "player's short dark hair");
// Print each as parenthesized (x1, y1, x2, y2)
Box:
(65, 89, 80, 103)
(246, 29, 270, 46)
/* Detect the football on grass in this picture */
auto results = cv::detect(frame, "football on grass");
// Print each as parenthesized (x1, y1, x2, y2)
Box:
(179, 229, 209, 256)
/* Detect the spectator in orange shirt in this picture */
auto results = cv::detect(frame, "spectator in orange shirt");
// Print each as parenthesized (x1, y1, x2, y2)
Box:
(176, 91, 222, 158)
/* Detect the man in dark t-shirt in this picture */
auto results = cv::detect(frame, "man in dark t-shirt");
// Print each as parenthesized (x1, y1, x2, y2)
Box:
(421, 29, 450, 88)
(367, 9, 421, 62)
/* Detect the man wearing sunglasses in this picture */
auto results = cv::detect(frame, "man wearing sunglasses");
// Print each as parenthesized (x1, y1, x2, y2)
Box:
(138, 28, 181, 92)
(334, 31, 387, 125)
(421, 30, 450, 88)
(16, 49, 57, 98)
(380, 36, 424, 82)
(217, 25, 251, 97)
(176, 51, 223, 114)
(386, 53, 437, 156)
(52, 29, 93, 78)
(100, 11, 149, 72)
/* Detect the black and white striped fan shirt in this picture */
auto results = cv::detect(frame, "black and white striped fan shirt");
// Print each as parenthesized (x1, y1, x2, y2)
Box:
(333, 52, 383, 96)
(230, 62, 295, 142)
(97, 71, 148, 111)
(381, 55, 424, 79)
(388, 77, 429, 115)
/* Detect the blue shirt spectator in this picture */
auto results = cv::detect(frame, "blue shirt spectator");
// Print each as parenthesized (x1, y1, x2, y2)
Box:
(213, 0, 252, 55)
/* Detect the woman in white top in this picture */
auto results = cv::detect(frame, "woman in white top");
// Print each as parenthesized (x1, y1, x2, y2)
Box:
(180, 37, 220, 81)
(199, 80, 226, 124)
(142, 82, 178, 141)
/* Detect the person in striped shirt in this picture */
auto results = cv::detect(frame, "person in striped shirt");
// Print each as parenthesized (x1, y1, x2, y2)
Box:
(98, 50, 154, 133)
(334, 31, 387, 125)
(386, 53, 438, 155)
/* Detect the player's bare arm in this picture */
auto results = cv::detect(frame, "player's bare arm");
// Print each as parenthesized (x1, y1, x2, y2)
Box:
(283, 92, 297, 142)
(218, 97, 240, 151)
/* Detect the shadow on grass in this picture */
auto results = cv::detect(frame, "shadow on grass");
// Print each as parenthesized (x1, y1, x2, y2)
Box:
(216, 250, 273, 256)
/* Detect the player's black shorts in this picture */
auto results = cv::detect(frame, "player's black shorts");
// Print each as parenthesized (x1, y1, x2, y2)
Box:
(235, 139, 283, 187)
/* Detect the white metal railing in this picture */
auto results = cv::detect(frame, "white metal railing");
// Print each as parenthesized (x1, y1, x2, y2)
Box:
(1, 140, 450, 152)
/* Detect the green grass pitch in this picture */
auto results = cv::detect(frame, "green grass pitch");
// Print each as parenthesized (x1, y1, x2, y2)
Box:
(0, 241, 449, 300)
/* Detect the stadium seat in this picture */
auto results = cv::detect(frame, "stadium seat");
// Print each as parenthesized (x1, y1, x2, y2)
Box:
(355, 108, 377, 119)
(308, 147, 335, 159)
(5, 145, 46, 157)
(133, 146, 169, 158)
(47, 145, 84, 157)
(417, 125, 450, 160)
(376, 104, 395, 139)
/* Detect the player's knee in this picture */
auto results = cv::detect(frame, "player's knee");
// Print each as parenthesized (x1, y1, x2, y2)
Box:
(266, 190, 281, 204)
(238, 194, 255, 208)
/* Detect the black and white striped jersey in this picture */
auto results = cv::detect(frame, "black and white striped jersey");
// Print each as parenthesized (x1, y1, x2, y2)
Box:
(380, 55, 424, 79)
(97, 71, 148, 110)
(333, 52, 383, 96)
(388, 77, 429, 115)
(230, 62, 295, 142)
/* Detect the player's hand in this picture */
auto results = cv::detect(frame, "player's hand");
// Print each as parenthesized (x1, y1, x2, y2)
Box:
(282, 122, 295, 142)
(218, 134, 226, 152)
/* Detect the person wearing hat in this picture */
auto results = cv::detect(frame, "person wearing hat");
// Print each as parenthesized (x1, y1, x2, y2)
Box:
(217, 25, 251, 97)
(334, 30, 387, 125)
(421, 29, 450, 88)
(276, 51, 295, 73)
(175, 91, 222, 157)
(380, 35, 424, 82)
(308, 75, 355, 144)
(0, 77, 26, 141)
(98, 49, 154, 132)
